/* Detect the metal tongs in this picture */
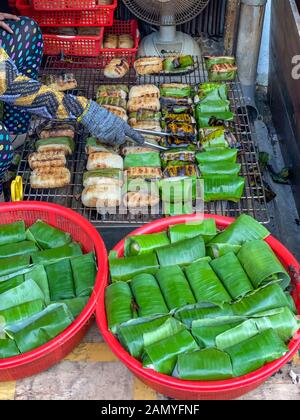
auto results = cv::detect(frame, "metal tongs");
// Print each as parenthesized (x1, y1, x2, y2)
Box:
(134, 128, 171, 151)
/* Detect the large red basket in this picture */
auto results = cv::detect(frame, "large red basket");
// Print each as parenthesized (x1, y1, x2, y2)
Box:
(96, 214, 300, 400)
(100, 20, 140, 65)
(32, 0, 115, 11)
(42, 28, 104, 57)
(0, 202, 108, 382)
(16, 0, 117, 27)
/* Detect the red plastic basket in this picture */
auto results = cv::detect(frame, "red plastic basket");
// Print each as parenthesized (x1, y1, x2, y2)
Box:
(96, 214, 300, 400)
(42, 27, 104, 57)
(16, 0, 117, 26)
(32, 0, 115, 11)
(100, 20, 140, 65)
(0, 202, 108, 382)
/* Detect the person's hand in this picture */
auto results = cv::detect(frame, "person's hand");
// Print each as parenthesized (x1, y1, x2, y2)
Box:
(81, 101, 144, 146)
(0, 13, 20, 34)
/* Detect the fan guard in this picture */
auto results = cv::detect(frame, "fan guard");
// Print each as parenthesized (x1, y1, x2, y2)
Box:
(123, 0, 210, 26)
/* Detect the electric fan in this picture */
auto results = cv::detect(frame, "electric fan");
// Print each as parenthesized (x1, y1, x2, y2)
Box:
(123, 0, 211, 57)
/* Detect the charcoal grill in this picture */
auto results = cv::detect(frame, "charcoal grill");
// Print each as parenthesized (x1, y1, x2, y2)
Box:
(17, 56, 269, 227)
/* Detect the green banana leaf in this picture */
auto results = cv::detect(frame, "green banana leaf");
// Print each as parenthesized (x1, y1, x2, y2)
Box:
(196, 99, 231, 114)
(26, 220, 71, 250)
(174, 348, 233, 380)
(35, 137, 75, 153)
(175, 302, 234, 328)
(143, 318, 185, 348)
(0, 221, 26, 246)
(24, 265, 50, 305)
(70, 253, 97, 297)
(197, 83, 228, 101)
(32, 243, 82, 265)
(124, 232, 170, 257)
(226, 329, 288, 377)
(210, 252, 254, 300)
(216, 319, 259, 350)
(208, 214, 270, 247)
(96, 96, 127, 109)
(0, 274, 24, 295)
(109, 252, 159, 283)
(0, 300, 45, 325)
(0, 338, 20, 359)
(196, 112, 234, 128)
(0, 241, 38, 259)
(83, 169, 123, 184)
(168, 219, 217, 244)
(160, 176, 199, 203)
(203, 176, 245, 203)
(205, 56, 236, 70)
(85, 137, 117, 154)
(200, 162, 241, 176)
(155, 235, 206, 267)
(238, 240, 291, 290)
(208, 69, 237, 82)
(0, 255, 31, 277)
(192, 318, 244, 348)
(185, 260, 231, 305)
(155, 265, 196, 310)
(124, 153, 161, 169)
(0, 279, 45, 311)
(105, 282, 136, 334)
(130, 274, 169, 317)
(5, 303, 74, 354)
(54, 297, 89, 318)
(117, 315, 171, 359)
(143, 329, 199, 375)
(196, 148, 238, 165)
(160, 85, 193, 99)
(199, 128, 229, 150)
(232, 284, 293, 316)
(162, 201, 195, 217)
(206, 243, 242, 259)
(45, 258, 75, 301)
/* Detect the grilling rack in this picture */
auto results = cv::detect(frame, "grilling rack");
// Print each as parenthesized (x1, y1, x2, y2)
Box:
(17, 55, 269, 228)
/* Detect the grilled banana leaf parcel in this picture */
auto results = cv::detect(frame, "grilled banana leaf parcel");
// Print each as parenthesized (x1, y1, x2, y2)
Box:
(109, 252, 159, 283)
(203, 176, 245, 203)
(156, 266, 196, 310)
(174, 348, 233, 381)
(124, 232, 170, 257)
(196, 148, 238, 165)
(196, 112, 234, 129)
(166, 122, 196, 141)
(83, 169, 123, 187)
(197, 83, 228, 102)
(46, 258, 75, 301)
(105, 282, 136, 333)
(0, 279, 45, 312)
(160, 84, 193, 99)
(32, 242, 82, 265)
(143, 329, 199, 375)
(26, 220, 71, 250)
(0, 299, 45, 325)
(155, 235, 206, 267)
(35, 137, 75, 155)
(96, 96, 127, 110)
(117, 315, 171, 359)
(24, 265, 50, 305)
(160, 176, 199, 203)
(199, 162, 241, 177)
(0, 255, 30, 277)
(168, 219, 217, 244)
(185, 260, 231, 305)
(96, 85, 128, 99)
(199, 128, 238, 150)
(85, 137, 117, 155)
(0, 221, 26, 246)
(124, 153, 161, 169)
(163, 55, 195, 72)
(210, 252, 254, 300)
(131, 274, 169, 318)
(128, 111, 162, 125)
(226, 329, 288, 377)
(70, 253, 97, 297)
(0, 241, 38, 258)
(196, 98, 231, 114)
(237, 240, 291, 290)
(160, 147, 196, 168)
(4, 303, 74, 354)
(205, 56, 237, 81)
(0, 338, 20, 359)
(163, 164, 199, 178)
(162, 113, 195, 125)
(208, 214, 270, 249)
(231, 284, 294, 316)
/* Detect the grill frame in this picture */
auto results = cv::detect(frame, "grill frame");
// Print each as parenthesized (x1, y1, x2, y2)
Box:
(17, 55, 269, 228)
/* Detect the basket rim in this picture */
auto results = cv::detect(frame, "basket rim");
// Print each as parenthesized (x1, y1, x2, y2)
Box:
(0, 201, 108, 370)
(32, 0, 118, 12)
(96, 214, 300, 394)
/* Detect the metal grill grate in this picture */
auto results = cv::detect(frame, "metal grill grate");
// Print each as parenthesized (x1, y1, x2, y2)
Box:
(17, 55, 269, 227)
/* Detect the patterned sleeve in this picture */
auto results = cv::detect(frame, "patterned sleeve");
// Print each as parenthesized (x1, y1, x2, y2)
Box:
(0, 48, 90, 121)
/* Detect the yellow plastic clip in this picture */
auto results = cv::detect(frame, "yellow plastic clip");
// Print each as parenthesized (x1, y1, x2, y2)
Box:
(11, 176, 23, 202)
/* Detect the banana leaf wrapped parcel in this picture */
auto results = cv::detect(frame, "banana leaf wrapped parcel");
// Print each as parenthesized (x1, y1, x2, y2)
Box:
(0, 221, 26, 246)
(45, 258, 75, 301)
(70, 253, 97, 297)
(203, 176, 245, 203)
(168, 218, 217, 244)
(124, 153, 161, 169)
(32, 242, 82, 265)
(26, 220, 71, 250)
(204, 56, 237, 82)
(0, 241, 38, 258)
(105, 282, 136, 333)
(109, 252, 159, 283)
(0, 255, 30, 277)
(0, 338, 20, 359)
(124, 232, 170, 257)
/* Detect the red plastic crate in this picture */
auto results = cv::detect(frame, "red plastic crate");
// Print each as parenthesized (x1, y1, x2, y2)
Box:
(100, 20, 140, 65)
(16, 0, 117, 26)
(42, 27, 104, 57)
(32, 0, 115, 11)
(0, 202, 108, 381)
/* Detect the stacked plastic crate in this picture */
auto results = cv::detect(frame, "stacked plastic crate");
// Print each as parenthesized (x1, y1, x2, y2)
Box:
(15, 0, 140, 61)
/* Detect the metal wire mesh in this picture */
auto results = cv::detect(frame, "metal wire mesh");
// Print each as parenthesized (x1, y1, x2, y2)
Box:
(17, 55, 269, 227)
